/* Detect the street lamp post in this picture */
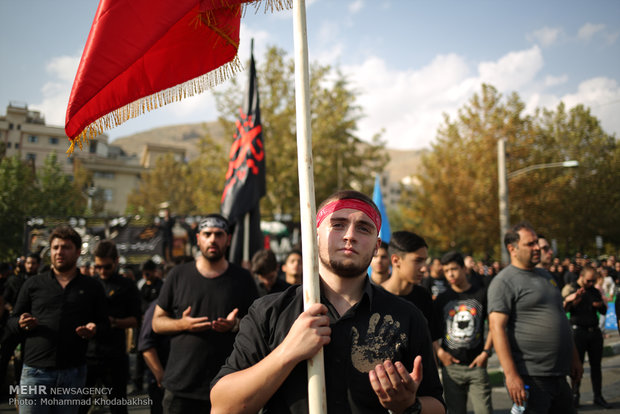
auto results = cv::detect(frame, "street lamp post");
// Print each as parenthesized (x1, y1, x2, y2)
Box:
(507, 160, 579, 179)
(497, 139, 578, 265)
(497, 137, 510, 265)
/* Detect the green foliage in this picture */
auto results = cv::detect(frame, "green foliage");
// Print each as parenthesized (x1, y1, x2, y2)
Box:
(33, 153, 85, 216)
(522, 103, 620, 255)
(401, 84, 619, 259)
(126, 126, 227, 215)
(212, 46, 388, 220)
(0, 154, 87, 261)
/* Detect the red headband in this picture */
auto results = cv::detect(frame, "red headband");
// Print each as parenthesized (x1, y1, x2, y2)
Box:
(316, 199, 381, 232)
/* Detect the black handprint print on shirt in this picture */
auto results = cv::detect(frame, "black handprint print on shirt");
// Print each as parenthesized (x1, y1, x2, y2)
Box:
(351, 312, 407, 372)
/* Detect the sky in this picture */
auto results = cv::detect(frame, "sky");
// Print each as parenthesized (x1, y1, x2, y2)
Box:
(1, 0, 619, 150)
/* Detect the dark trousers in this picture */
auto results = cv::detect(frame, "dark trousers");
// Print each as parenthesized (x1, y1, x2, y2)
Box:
(0, 334, 23, 392)
(573, 326, 604, 397)
(79, 355, 129, 414)
(520, 375, 575, 414)
(162, 389, 210, 414)
(147, 382, 164, 414)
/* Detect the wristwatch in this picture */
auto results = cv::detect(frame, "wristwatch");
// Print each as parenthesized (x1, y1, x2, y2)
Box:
(403, 398, 422, 414)
(483, 348, 493, 357)
(388, 397, 422, 414)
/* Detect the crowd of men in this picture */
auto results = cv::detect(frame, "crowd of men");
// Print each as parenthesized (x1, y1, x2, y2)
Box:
(0, 189, 618, 414)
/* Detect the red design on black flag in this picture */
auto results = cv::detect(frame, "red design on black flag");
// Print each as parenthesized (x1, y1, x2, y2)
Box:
(221, 47, 265, 264)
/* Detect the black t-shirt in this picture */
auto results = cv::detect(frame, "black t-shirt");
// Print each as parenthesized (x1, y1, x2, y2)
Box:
(391, 284, 440, 341)
(87, 273, 141, 359)
(564, 271, 579, 287)
(138, 300, 170, 369)
(157, 262, 258, 400)
(256, 277, 291, 297)
(420, 275, 448, 299)
(3, 273, 29, 308)
(433, 285, 488, 365)
(213, 282, 445, 413)
(140, 278, 163, 314)
(9, 271, 110, 369)
(564, 282, 607, 327)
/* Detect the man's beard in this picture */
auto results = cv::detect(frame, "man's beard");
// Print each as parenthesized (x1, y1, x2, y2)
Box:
(53, 259, 77, 273)
(320, 253, 373, 279)
(202, 246, 225, 262)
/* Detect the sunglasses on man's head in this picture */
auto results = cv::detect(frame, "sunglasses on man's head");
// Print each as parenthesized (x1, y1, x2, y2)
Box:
(94, 264, 114, 270)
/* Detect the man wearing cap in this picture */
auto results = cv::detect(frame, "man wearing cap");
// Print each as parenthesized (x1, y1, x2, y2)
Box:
(152, 214, 258, 413)
(211, 190, 445, 414)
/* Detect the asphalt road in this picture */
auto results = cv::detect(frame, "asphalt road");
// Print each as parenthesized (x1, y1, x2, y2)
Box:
(481, 352, 620, 413)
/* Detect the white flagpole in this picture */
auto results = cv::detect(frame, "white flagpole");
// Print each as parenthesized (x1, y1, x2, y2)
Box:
(292, 1, 327, 413)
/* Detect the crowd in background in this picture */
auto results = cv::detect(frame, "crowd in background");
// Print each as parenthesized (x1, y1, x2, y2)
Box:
(0, 221, 618, 413)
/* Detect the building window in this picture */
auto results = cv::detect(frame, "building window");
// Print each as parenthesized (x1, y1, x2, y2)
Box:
(9, 123, 13, 130)
(89, 141, 98, 153)
(28, 135, 38, 143)
(26, 153, 36, 162)
(6, 142, 11, 148)
(94, 171, 115, 179)
(103, 189, 114, 202)
(14, 143, 19, 149)
(49, 137, 59, 145)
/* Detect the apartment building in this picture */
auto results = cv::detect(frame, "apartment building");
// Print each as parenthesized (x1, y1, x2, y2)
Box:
(0, 102, 186, 214)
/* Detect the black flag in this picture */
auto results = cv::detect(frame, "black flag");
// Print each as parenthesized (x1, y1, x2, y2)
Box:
(221, 43, 265, 265)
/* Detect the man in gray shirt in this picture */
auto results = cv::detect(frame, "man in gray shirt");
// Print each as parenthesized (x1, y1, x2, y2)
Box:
(488, 222, 582, 413)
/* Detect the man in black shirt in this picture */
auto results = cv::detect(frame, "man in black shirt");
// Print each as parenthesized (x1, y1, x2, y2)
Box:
(381, 231, 437, 341)
(421, 258, 448, 300)
(251, 249, 290, 296)
(138, 300, 170, 414)
(1, 252, 40, 390)
(562, 266, 610, 409)
(140, 259, 163, 315)
(79, 240, 141, 414)
(370, 241, 390, 285)
(153, 214, 258, 413)
(211, 190, 445, 414)
(3, 253, 40, 311)
(9, 225, 109, 412)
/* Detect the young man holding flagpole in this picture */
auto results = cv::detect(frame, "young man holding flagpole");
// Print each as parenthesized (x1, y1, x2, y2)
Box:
(211, 190, 445, 414)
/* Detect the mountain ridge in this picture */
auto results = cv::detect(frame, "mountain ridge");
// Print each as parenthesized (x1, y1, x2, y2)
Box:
(111, 122, 427, 183)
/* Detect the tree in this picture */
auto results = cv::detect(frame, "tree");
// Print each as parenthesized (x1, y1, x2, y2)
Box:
(518, 103, 620, 255)
(126, 128, 227, 215)
(0, 156, 36, 261)
(212, 46, 388, 220)
(127, 153, 196, 216)
(34, 153, 86, 217)
(401, 84, 619, 259)
(0, 154, 89, 261)
(189, 133, 229, 213)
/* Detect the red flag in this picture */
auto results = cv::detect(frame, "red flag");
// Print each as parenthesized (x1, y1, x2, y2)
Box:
(65, 0, 289, 153)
